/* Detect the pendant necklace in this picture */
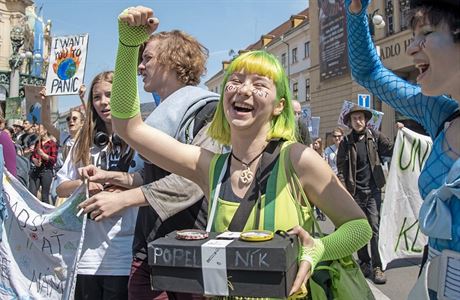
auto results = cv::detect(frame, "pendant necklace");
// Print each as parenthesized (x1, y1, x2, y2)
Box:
(231, 149, 265, 184)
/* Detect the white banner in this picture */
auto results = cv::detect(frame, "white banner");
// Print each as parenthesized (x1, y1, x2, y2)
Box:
(379, 128, 431, 269)
(0, 171, 85, 299)
(45, 34, 89, 96)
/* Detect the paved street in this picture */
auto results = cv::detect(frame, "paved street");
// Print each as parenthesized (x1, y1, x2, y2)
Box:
(318, 217, 422, 300)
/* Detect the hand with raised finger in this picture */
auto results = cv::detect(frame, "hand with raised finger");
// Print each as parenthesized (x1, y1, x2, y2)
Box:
(118, 6, 159, 47)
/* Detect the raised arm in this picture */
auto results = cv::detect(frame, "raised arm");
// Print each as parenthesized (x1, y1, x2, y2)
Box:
(110, 6, 212, 190)
(39, 89, 61, 143)
(345, 0, 458, 138)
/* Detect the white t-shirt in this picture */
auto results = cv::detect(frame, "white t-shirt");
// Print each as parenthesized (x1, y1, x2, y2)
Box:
(324, 144, 339, 175)
(56, 143, 143, 276)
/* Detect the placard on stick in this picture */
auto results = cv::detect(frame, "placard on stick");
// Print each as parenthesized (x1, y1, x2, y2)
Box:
(45, 34, 89, 96)
(24, 85, 50, 124)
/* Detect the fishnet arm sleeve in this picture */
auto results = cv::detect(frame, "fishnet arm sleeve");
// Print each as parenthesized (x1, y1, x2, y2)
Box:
(316, 218, 372, 262)
(111, 15, 150, 119)
(345, 0, 458, 138)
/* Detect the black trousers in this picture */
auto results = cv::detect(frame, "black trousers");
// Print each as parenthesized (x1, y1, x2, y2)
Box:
(75, 274, 129, 300)
(354, 186, 383, 269)
(29, 167, 54, 205)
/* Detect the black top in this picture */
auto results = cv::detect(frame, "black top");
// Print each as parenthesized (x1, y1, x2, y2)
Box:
(353, 132, 372, 190)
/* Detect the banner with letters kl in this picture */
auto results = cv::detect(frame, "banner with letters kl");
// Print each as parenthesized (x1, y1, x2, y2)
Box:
(45, 34, 89, 96)
(0, 171, 85, 299)
(379, 128, 431, 269)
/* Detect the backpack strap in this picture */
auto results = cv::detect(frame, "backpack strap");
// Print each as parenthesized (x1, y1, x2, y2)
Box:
(182, 101, 218, 143)
(193, 101, 217, 137)
(228, 139, 282, 232)
(207, 152, 230, 232)
(207, 140, 283, 232)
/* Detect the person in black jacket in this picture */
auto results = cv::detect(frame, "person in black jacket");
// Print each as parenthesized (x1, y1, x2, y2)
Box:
(337, 105, 393, 284)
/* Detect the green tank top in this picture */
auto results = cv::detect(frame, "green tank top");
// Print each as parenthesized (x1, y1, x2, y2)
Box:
(208, 142, 312, 233)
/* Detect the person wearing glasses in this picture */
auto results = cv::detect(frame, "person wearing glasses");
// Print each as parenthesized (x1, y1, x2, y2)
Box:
(61, 109, 85, 163)
(324, 127, 344, 174)
(39, 87, 85, 167)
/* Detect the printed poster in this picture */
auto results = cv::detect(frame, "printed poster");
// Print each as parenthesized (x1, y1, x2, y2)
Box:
(318, 0, 349, 81)
(45, 34, 89, 96)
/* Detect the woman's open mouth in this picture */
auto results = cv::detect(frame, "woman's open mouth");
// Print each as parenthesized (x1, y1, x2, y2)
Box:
(232, 102, 254, 113)
(416, 63, 430, 83)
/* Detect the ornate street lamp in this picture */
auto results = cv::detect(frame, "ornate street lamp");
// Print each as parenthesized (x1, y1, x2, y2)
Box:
(8, 25, 26, 98)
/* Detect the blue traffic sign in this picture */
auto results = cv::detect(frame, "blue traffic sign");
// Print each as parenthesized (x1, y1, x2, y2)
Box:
(358, 94, 371, 109)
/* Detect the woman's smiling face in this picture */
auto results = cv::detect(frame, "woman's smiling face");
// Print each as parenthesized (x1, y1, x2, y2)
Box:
(223, 71, 282, 131)
(407, 17, 460, 97)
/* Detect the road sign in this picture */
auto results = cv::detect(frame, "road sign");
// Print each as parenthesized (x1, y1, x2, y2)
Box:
(358, 94, 371, 109)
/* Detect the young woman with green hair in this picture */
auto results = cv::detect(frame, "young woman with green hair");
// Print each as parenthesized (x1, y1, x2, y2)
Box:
(101, 5, 373, 297)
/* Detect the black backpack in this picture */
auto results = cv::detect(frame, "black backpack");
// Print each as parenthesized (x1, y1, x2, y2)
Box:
(14, 144, 30, 187)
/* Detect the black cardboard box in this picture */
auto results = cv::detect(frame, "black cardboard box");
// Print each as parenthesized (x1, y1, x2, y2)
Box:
(148, 232, 299, 298)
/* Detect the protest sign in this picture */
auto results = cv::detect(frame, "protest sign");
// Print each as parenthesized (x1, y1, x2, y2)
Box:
(24, 85, 51, 124)
(0, 171, 86, 299)
(379, 128, 431, 269)
(338, 100, 384, 131)
(5, 97, 23, 120)
(310, 116, 320, 139)
(45, 34, 89, 96)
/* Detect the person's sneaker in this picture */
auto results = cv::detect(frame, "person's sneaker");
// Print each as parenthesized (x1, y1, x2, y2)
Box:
(359, 262, 372, 278)
(372, 267, 387, 284)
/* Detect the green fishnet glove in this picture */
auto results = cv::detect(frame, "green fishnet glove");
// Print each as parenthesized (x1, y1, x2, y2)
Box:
(300, 218, 371, 273)
(111, 15, 150, 119)
(300, 238, 324, 273)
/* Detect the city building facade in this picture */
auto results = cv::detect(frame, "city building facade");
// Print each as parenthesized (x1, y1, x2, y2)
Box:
(206, 0, 416, 144)
(0, 0, 56, 122)
(205, 9, 311, 113)
(310, 0, 415, 143)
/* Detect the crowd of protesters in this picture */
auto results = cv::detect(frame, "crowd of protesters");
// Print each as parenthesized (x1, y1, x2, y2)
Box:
(0, 108, 84, 205)
(0, 0, 457, 299)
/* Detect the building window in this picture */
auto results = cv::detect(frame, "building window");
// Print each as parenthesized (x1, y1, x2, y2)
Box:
(305, 79, 310, 101)
(292, 47, 298, 64)
(304, 42, 310, 59)
(292, 82, 298, 99)
(281, 53, 287, 67)
(400, 0, 411, 31)
(385, 0, 394, 35)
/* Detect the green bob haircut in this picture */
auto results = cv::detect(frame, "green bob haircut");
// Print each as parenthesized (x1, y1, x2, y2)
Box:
(208, 50, 297, 145)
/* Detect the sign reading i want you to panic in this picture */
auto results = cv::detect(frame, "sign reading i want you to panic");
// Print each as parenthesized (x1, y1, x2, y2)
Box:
(45, 34, 89, 96)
